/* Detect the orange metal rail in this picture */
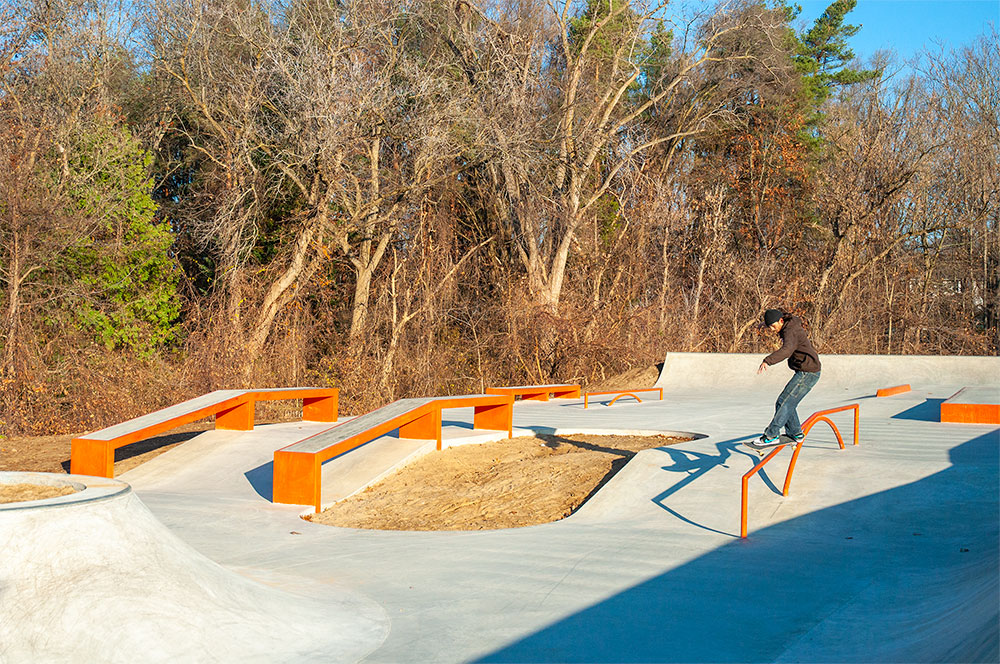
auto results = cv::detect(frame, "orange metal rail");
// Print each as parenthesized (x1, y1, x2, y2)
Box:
(584, 388, 663, 408)
(740, 403, 860, 538)
(70, 388, 338, 478)
(272, 394, 515, 511)
(486, 384, 581, 401)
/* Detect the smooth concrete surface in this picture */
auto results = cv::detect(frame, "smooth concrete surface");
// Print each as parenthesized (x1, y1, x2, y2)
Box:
(0, 473, 387, 663)
(945, 385, 1000, 405)
(655, 352, 1000, 393)
(2, 353, 998, 662)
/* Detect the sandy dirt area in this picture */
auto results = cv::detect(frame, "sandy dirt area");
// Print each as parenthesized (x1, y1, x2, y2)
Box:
(307, 432, 686, 531)
(0, 483, 79, 504)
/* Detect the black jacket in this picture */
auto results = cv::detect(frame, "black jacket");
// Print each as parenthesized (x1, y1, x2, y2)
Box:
(764, 316, 821, 373)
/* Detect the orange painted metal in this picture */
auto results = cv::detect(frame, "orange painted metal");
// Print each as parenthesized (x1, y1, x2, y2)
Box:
(940, 402, 1000, 424)
(69, 393, 248, 477)
(272, 449, 322, 511)
(69, 439, 114, 478)
(215, 399, 255, 430)
(740, 403, 860, 539)
(271, 394, 516, 509)
(398, 409, 442, 445)
(940, 389, 1000, 424)
(302, 394, 338, 422)
(584, 387, 663, 409)
(472, 400, 515, 436)
(69, 388, 338, 479)
(740, 445, 786, 538)
(876, 384, 911, 397)
(486, 384, 581, 401)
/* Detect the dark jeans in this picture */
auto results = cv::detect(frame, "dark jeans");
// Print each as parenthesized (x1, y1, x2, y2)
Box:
(765, 370, 821, 439)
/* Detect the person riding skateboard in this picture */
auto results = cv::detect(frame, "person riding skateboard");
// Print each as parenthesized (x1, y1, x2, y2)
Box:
(755, 309, 822, 448)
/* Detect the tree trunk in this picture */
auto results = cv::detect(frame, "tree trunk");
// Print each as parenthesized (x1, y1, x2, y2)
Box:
(245, 223, 317, 361)
(2, 229, 21, 379)
(348, 231, 392, 343)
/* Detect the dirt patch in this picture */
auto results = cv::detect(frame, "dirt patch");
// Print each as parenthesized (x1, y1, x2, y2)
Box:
(0, 483, 78, 504)
(307, 433, 688, 531)
(0, 422, 215, 475)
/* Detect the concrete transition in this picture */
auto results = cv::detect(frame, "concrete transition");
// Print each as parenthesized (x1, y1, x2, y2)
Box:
(0, 473, 387, 662)
(0, 353, 997, 663)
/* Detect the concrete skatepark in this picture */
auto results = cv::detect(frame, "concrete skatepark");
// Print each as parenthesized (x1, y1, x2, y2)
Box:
(1, 353, 998, 662)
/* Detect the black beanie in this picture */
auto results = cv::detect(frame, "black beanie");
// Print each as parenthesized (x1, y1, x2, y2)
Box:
(763, 309, 783, 326)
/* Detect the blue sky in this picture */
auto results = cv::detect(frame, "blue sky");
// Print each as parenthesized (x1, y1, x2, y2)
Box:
(795, 0, 998, 63)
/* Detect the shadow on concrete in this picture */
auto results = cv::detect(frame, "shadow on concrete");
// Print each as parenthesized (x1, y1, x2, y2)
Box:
(892, 398, 945, 422)
(245, 461, 274, 501)
(649, 436, 762, 536)
(60, 429, 208, 473)
(477, 432, 999, 663)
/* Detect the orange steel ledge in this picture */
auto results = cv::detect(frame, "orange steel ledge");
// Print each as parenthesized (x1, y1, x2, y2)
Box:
(272, 394, 515, 511)
(70, 388, 338, 478)
(940, 388, 1000, 424)
(486, 384, 581, 401)
(876, 384, 911, 397)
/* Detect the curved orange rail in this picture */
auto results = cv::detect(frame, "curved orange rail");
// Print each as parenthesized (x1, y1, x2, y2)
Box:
(608, 393, 642, 406)
(583, 388, 663, 408)
(740, 403, 859, 538)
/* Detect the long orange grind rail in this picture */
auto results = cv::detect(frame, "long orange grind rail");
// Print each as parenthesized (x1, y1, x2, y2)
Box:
(740, 403, 860, 539)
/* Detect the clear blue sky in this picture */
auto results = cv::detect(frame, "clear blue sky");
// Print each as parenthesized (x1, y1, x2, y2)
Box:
(795, 0, 998, 63)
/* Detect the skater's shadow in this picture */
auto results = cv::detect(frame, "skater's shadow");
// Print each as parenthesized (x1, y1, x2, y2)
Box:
(652, 436, 781, 537)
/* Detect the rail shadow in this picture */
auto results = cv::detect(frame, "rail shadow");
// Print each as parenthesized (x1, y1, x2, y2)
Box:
(649, 436, 765, 536)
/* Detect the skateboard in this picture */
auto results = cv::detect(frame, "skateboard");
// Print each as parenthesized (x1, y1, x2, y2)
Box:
(743, 434, 799, 456)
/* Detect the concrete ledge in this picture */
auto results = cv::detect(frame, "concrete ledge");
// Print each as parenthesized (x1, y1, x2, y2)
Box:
(656, 352, 1000, 392)
(941, 387, 1000, 424)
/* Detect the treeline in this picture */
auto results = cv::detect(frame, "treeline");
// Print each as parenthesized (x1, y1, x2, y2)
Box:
(1, 0, 997, 434)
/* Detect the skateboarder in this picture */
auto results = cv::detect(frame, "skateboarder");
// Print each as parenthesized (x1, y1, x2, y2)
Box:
(754, 309, 821, 448)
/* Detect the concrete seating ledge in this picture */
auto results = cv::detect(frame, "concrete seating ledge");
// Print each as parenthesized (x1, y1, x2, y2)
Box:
(272, 393, 514, 510)
(940, 387, 1000, 424)
(485, 384, 581, 401)
(70, 388, 338, 478)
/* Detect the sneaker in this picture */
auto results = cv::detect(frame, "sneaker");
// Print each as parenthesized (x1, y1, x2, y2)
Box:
(789, 432, 805, 442)
(756, 434, 781, 447)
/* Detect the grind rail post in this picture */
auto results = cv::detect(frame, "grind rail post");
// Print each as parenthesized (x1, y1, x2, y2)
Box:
(740, 403, 859, 539)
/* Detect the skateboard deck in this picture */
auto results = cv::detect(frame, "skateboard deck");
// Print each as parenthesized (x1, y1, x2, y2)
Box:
(743, 434, 798, 456)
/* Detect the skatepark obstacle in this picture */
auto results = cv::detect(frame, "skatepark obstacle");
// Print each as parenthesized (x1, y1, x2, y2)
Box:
(584, 388, 663, 408)
(486, 384, 581, 401)
(740, 403, 860, 538)
(876, 384, 911, 397)
(272, 394, 514, 511)
(940, 387, 1000, 424)
(70, 388, 338, 478)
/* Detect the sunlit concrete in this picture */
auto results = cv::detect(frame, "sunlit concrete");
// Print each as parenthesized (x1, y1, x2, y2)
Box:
(0, 473, 387, 662)
(1, 353, 997, 662)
